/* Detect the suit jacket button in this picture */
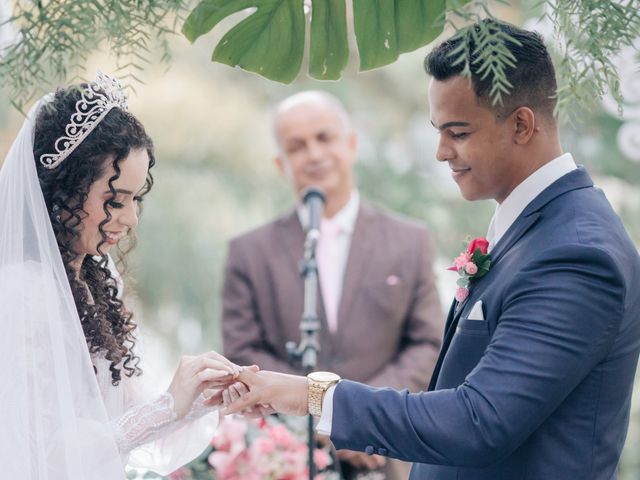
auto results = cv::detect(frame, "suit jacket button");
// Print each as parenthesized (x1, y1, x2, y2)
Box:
(378, 448, 388, 456)
(365, 446, 375, 455)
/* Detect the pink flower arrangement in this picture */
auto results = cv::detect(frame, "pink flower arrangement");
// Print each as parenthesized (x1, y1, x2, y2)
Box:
(171, 416, 337, 480)
(448, 237, 491, 302)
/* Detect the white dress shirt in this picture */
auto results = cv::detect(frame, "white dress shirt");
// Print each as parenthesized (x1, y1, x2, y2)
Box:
(298, 191, 360, 332)
(486, 153, 577, 249)
(317, 153, 578, 436)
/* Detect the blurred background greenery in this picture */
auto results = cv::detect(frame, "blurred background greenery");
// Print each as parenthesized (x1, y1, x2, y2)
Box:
(1, 3, 639, 478)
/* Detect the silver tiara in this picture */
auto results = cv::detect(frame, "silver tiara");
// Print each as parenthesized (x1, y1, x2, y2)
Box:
(39, 71, 128, 170)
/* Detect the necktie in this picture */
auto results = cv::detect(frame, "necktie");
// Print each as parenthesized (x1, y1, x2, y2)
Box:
(317, 218, 342, 333)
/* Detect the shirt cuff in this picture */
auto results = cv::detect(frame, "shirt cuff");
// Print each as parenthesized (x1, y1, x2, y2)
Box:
(315, 384, 337, 436)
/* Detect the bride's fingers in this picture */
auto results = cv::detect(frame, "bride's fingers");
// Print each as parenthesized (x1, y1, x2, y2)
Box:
(203, 387, 220, 399)
(194, 357, 236, 377)
(202, 351, 240, 373)
(202, 389, 223, 407)
(196, 368, 236, 386)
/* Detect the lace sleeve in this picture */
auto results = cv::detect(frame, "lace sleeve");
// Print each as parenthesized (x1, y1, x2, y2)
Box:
(103, 347, 219, 474)
(113, 392, 177, 455)
(113, 392, 215, 456)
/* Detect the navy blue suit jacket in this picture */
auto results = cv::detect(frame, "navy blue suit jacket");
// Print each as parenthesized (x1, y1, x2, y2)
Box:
(330, 168, 640, 479)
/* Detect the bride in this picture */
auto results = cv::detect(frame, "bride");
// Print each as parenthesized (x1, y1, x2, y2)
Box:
(0, 72, 245, 478)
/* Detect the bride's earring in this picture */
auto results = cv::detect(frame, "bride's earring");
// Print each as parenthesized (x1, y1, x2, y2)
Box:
(52, 204, 61, 223)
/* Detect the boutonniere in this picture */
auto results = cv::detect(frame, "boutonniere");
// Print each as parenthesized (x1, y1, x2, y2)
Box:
(448, 237, 492, 302)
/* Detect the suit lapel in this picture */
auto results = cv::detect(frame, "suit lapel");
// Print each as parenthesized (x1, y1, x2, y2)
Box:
(487, 212, 541, 266)
(334, 204, 376, 348)
(428, 212, 541, 391)
(277, 209, 306, 278)
(427, 167, 594, 391)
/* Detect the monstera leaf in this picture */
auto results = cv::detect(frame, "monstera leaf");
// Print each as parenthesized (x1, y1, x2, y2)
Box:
(182, 0, 306, 83)
(353, 0, 447, 70)
(182, 0, 448, 83)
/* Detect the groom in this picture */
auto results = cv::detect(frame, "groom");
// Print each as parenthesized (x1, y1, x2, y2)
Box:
(222, 19, 640, 479)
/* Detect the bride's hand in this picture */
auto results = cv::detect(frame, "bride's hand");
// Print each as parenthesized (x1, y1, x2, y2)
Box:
(167, 351, 241, 419)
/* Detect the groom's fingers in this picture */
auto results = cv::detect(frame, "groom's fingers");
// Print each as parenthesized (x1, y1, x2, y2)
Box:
(257, 404, 276, 416)
(236, 367, 262, 387)
(222, 388, 231, 407)
(222, 389, 262, 415)
(229, 382, 247, 403)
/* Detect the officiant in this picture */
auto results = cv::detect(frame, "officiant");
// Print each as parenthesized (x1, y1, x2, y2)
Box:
(220, 90, 444, 480)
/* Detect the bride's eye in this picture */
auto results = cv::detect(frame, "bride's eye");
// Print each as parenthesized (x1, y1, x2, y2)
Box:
(107, 200, 124, 209)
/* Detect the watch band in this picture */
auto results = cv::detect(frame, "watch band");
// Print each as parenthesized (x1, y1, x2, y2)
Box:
(308, 381, 326, 417)
(307, 372, 340, 417)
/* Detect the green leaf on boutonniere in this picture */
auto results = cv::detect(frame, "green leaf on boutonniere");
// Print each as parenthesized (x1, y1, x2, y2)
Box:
(470, 249, 485, 263)
(457, 277, 470, 287)
(475, 257, 491, 278)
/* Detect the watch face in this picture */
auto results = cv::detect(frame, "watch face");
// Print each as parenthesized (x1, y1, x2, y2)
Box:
(309, 371, 340, 383)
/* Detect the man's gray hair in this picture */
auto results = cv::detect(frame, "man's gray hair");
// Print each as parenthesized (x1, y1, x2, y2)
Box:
(272, 90, 352, 150)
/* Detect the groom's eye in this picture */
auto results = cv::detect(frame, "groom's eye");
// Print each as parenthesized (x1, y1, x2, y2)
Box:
(450, 131, 469, 140)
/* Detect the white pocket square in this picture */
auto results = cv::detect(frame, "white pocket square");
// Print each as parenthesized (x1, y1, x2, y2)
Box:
(467, 300, 485, 321)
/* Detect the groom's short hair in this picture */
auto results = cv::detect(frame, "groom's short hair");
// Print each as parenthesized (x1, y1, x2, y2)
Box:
(424, 19, 558, 120)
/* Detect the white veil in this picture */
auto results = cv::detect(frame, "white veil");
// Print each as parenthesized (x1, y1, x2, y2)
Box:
(0, 98, 124, 478)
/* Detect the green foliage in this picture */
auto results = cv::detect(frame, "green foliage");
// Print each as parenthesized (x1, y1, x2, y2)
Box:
(470, 249, 491, 278)
(309, 0, 349, 80)
(446, 17, 520, 106)
(183, 0, 449, 82)
(0, 0, 185, 111)
(182, 0, 306, 83)
(352, 0, 447, 70)
(550, 0, 640, 120)
(2, 0, 640, 115)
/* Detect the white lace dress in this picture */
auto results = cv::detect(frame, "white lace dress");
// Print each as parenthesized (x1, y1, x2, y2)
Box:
(94, 356, 219, 476)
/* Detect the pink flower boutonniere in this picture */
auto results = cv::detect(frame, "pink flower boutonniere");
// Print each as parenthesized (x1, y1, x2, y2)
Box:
(448, 237, 492, 302)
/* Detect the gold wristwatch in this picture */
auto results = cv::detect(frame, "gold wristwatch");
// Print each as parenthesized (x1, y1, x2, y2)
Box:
(307, 371, 341, 417)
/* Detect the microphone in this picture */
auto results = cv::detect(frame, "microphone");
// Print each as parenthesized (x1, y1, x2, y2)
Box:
(301, 186, 325, 258)
(302, 186, 326, 233)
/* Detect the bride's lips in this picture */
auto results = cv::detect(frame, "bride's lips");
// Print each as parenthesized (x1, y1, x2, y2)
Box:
(105, 231, 125, 245)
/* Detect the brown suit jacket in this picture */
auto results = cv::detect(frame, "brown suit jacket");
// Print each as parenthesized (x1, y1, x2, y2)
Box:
(222, 201, 443, 392)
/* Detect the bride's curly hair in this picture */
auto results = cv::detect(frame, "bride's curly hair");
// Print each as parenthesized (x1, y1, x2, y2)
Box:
(33, 85, 155, 386)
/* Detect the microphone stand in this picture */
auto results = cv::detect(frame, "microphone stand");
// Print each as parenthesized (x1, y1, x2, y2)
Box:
(287, 227, 322, 480)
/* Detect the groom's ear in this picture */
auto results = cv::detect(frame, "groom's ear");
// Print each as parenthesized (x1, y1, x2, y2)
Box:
(512, 107, 536, 145)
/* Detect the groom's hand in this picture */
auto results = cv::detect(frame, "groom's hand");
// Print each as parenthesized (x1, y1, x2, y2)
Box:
(202, 365, 260, 409)
(221, 369, 308, 417)
(338, 450, 386, 470)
